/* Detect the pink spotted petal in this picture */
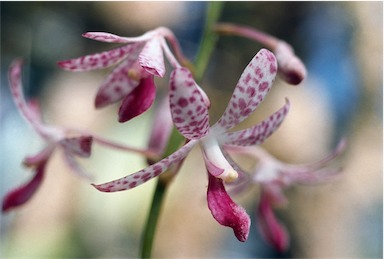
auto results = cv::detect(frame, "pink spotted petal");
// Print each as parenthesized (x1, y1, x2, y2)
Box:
(92, 140, 197, 192)
(257, 189, 289, 252)
(2, 161, 47, 212)
(118, 76, 156, 122)
(60, 136, 93, 157)
(9, 60, 43, 131)
(222, 98, 290, 146)
(207, 173, 251, 242)
(94, 59, 140, 108)
(57, 43, 143, 71)
(169, 67, 210, 140)
(213, 49, 278, 132)
(139, 38, 165, 77)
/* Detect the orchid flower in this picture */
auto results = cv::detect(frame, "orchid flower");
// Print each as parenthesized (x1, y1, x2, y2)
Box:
(3, 60, 158, 213)
(57, 27, 189, 122)
(215, 23, 307, 85)
(93, 49, 291, 242)
(224, 139, 346, 251)
(2, 60, 93, 212)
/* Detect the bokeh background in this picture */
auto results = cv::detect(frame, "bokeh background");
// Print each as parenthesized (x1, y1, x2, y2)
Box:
(1, 1, 382, 258)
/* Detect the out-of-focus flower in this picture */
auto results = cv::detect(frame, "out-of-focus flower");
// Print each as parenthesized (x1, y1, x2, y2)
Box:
(224, 139, 346, 251)
(215, 22, 307, 85)
(2, 60, 93, 212)
(3, 60, 159, 213)
(58, 27, 189, 122)
(93, 49, 291, 241)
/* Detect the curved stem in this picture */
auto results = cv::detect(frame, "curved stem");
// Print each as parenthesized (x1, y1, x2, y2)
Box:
(193, 2, 224, 82)
(139, 2, 224, 258)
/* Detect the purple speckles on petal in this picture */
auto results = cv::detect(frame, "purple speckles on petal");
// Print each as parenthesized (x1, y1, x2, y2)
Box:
(169, 68, 210, 140)
(58, 44, 142, 72)
(93, 140, 197, 192)
(222, 99, 290, 146)
(213, 49, 278, 133)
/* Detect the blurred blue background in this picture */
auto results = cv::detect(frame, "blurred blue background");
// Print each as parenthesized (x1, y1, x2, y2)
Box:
(1, 2, 382, 258)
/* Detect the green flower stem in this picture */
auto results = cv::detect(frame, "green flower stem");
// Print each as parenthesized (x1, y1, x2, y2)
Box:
(140, 174, 167, 258)
(194, 1, 224, 82)
(139, 2, 224, 258)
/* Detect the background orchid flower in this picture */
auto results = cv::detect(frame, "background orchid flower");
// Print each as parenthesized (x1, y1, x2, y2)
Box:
(215, 22, 307, 85)
(3, 60, 93, 212)
(57, 27, 188, 122)
(93, 48, 291, 242)
(224, 139, 346, 251)
(3, 60, 161, 213)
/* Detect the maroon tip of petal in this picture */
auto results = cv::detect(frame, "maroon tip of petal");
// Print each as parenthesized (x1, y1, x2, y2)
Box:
(2, 163, 46, 213)
(279, 70, 305, 85)
(94, 93, 111, 109)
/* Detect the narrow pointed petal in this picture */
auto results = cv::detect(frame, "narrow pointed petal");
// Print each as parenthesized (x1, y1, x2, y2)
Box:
(92, 140, 197, 192)
(222, 98, 290, 146)
(139, 38, 165, 77)
(94, 59, 140, 108)
(2, 161, 47, 212)
(23, 146, 55, 167)
(169, 67, 210, 140)
(9, 60, 43, 130)
(118, 76, 156, 122)
(257, 190, 289, 252)
(213, 49, 278, 132)
(57, 44, 143, 71)
(207, 173, 251, 242)
(60, 136, 93, 157)
(82, 31, 153, 43)
(82, 32, 136, 43)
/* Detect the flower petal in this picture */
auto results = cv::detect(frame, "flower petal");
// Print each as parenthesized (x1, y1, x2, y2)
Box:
(9, 60, 42, 130)
(57, 44, 143, 71)
(257, 189, 289, 252)
(207, 173, 251, 242)
(94, 59, 140, 108)
(221, 98, 290, 146)
(275, 41, 307, 85)
(60, 136, 93, 157)
(92, 140, 197, 192)
(139, 38, 166, 77)
(82, 32, 136, 43)
(147, 97, 174, 157)
(169, 67, 210, 140)
(2, 161, 47, 212)
(23, 145, 55, 167)
(82, 31, 154, 43)
(118, 76, 156, 122)
(213, 49, 277, 132)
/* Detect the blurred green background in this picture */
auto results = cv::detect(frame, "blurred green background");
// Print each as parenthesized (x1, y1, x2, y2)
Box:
(1, 2, 382, 258)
